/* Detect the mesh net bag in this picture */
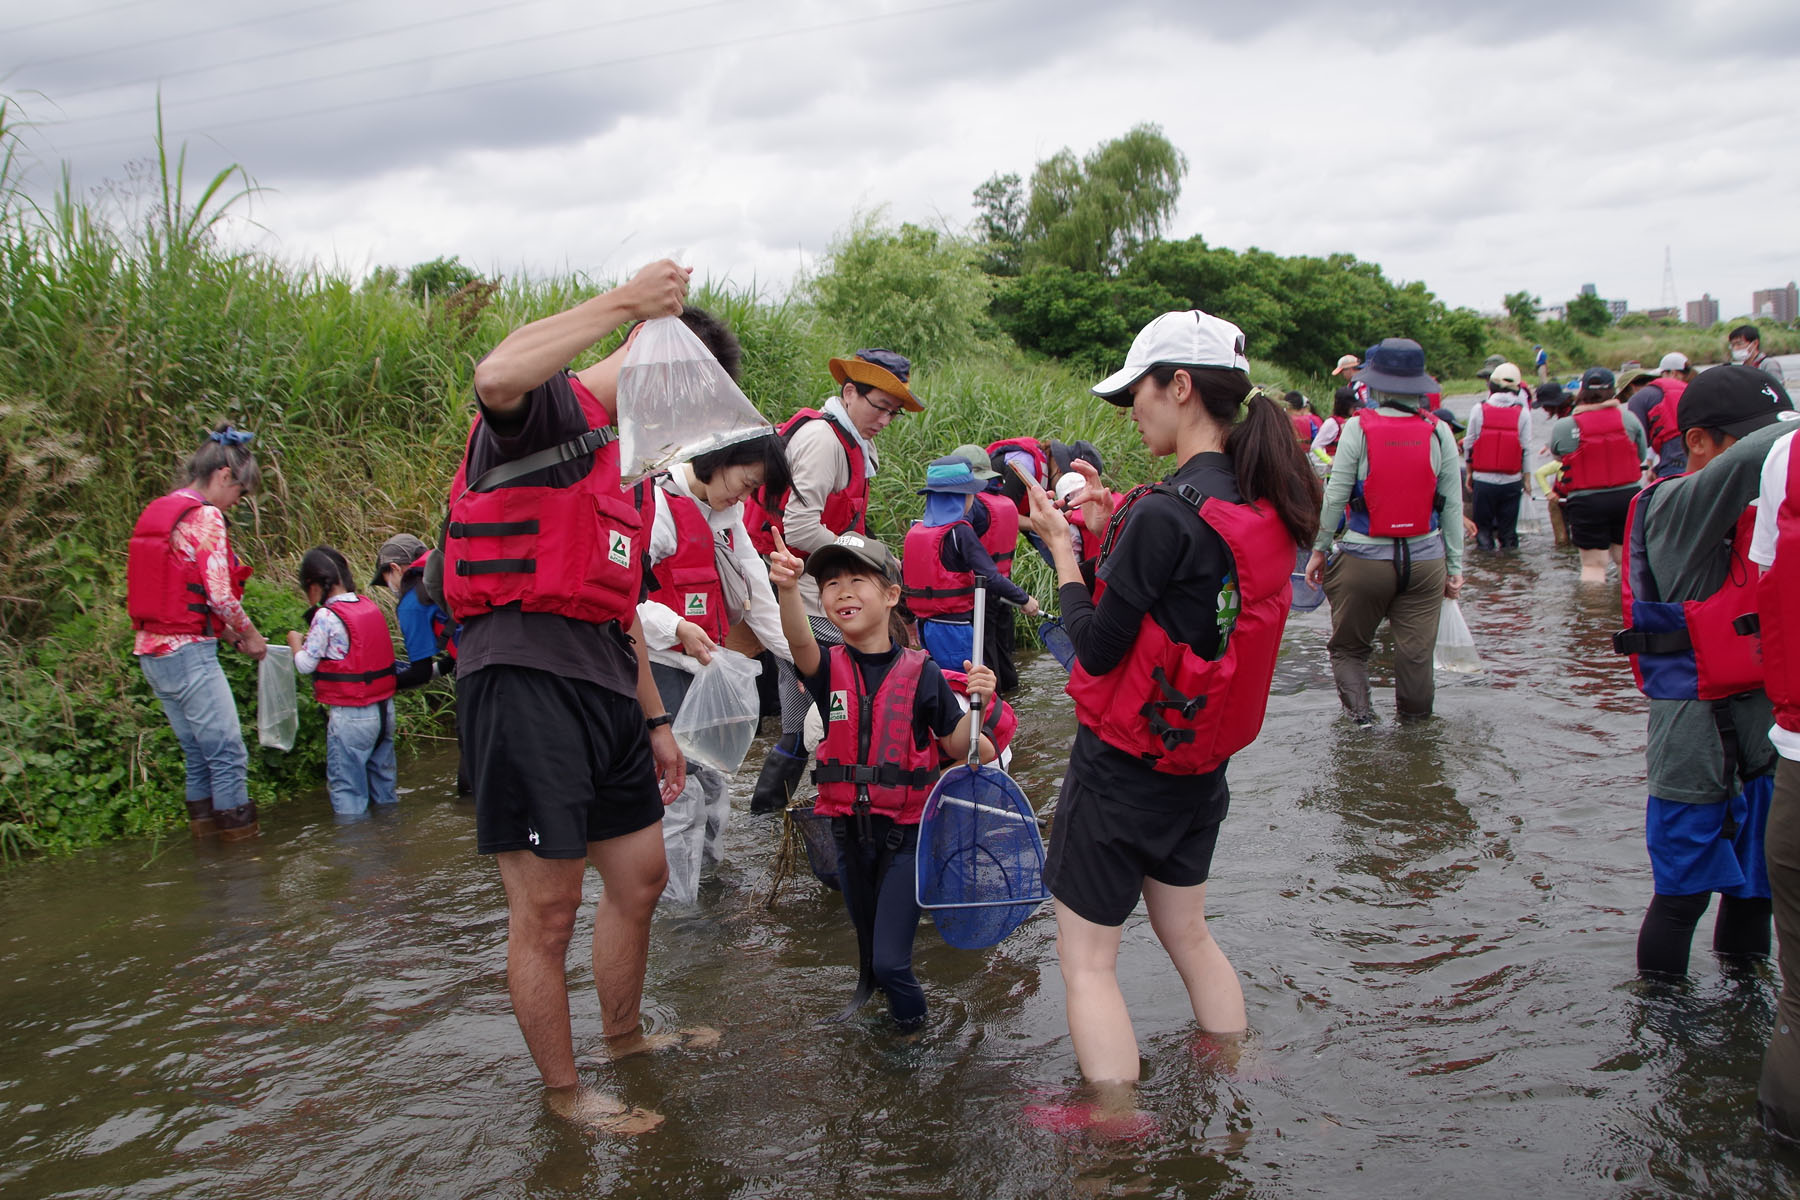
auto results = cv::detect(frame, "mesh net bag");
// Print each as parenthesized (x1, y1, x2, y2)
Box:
(916, 766, 1048, 949)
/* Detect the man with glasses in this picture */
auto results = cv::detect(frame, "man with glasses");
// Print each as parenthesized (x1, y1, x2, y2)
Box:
(745, 349, 923, 812)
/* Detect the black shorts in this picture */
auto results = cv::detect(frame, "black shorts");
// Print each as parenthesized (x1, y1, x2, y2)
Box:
(1562, 486, 1636, 550)
(1042, 765, 1230, 927)
(459, 664, 662, 858)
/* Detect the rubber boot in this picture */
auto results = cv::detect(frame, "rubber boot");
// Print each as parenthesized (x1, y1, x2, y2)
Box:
(215, 801, 260, 842)
(185, 797, 218, 838)
(749, 733, 807, 815)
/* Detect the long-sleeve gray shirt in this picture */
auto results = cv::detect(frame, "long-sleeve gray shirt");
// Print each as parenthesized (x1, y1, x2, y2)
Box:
(1636, 420, 1791, 802)
(1313, 405, 1464, 576)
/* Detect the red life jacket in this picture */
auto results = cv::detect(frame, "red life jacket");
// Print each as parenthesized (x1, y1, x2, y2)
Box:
(940, 669, 1017, 759)
(1468, 401, 1525, 475)
(902, 520, 976, 618)
(646, 483, 729, 645)
(975, 493, 1019, 578)
(1290, 411, 1322, 445)
(811, 646, 941, 822)
(126, 489, 252, 637)
(1644, 379, 1688, 452)
(442, 375, 645, 626)
(1558, 406, 1642, 494)
(1613, 480, 1762, 701)
(1346, 409, 1441, 537)
(1064, 482, 1296, 775)
(986, 437, 1049, 487)
(1759, 441, 1800, 733)
(311, 594, 398, 706)
(743, 409, 868, 557)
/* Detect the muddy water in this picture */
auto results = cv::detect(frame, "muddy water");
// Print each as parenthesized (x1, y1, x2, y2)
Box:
(5, 397, 1799, 1197)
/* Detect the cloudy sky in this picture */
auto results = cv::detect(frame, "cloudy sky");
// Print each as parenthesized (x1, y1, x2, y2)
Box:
(4, 0, 1797, 321)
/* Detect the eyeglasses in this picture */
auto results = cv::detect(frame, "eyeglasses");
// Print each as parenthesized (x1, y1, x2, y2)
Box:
(861, 393, 906, 418)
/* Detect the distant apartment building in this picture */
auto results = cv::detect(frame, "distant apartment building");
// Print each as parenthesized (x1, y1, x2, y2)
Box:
(1606, 298, 1628, 321)
(1581, 283, 1597, 297)
(1753, 282, 1798, 324)
(1688, 293, 1720, 327)
(1638, 307, 1679, 321)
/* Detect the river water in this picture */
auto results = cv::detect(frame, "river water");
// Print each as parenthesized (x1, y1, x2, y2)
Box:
(5, 386, 1799, 1199)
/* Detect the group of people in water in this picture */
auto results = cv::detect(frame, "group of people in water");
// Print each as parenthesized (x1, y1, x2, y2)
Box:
(124, 260, 1799, 1141)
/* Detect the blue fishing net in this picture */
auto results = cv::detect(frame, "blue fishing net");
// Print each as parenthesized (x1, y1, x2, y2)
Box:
(1289, 546, 1324, 612)
(1038, 617, 1077, 671)
(787, 804, 841, 888)
(916, 764, 1049, 949)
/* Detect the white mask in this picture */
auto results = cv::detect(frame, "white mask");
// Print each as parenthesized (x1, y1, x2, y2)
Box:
(1731, 347, 1751, 363)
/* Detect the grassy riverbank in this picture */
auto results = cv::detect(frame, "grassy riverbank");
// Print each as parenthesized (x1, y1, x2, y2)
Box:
(2, 118, 1773, 859)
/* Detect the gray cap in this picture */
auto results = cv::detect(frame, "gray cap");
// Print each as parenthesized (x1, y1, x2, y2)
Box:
(369, 533, 428, 589)
(805, 532, 899, 584)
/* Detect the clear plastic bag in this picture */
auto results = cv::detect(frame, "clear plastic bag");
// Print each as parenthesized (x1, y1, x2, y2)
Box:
(660, 765, 731, 907)
(615, 316, 772, 481)
(1433, 599, 1482, 673)
(258, 646, 298, 751)
(672, 648, 764, 773)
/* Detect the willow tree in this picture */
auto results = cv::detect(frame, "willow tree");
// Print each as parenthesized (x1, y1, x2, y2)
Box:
(1019, 124, 1187, 277)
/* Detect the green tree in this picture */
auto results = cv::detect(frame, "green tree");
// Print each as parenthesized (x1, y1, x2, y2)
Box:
(807, 216, 993, 367)
(1021, 124, 1188, 276)
(991, 266, 1184, 375)
(404, 255, 478, 303)
(971, 172, 1025, 277)
(1565, 292, 1612, 336)
(1503, 290, 1540, 325)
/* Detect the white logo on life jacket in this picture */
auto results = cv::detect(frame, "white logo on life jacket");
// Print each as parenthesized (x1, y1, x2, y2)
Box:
(828, 690, 848, 722)
(608, 531, 631, 567)
(685, 593, 707, 616)
(528, 828, 540, 846)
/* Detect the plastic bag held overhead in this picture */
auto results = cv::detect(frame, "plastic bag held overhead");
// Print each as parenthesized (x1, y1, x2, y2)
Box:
(258, 646, 298, 751)
(615, 316, 772, 481)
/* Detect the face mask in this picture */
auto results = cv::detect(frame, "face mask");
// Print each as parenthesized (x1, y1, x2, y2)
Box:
(1731, 347, 1751, 363)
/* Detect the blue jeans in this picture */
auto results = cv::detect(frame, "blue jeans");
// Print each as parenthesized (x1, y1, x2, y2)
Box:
(138, 641, 250, 813)
(324, 701, 398, 817)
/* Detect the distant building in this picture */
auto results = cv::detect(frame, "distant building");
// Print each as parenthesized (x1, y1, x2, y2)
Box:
(1753, 282, 1798, 324)
(1688, 293, 1720, 327)
(1636, 307, 1679, 321)
(1581, 283, 1597, 297)
(1542, 304, 1567, 322)
(1606, 298, 1628, 321)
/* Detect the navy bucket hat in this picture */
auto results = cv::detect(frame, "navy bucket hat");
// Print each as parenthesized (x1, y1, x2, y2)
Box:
(1354, 338, 1438, 396)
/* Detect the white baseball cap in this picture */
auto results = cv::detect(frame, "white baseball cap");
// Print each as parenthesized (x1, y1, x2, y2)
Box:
(1091, 310, 1250, 403)
(1657, 351, 1691, 373)
(1053, 471, 1086, 506)
(1488, 362, 1523, 388)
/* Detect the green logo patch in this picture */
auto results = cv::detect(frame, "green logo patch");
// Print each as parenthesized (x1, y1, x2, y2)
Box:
(685, 593, 707, 616)
(608, 530, 631, 567)
(828, 690, 848, 722)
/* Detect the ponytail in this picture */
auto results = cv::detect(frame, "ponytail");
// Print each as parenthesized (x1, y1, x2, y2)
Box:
(1148, 366, 1323, 548)
(299, 545, 353, 596)
(1227, 391, 1322, 548)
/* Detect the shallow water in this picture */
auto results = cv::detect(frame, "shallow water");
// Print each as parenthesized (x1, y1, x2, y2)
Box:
(5, 396, 1799, 1198)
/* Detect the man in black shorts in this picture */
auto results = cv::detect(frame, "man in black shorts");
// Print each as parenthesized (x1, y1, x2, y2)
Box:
(448, 259, 712, 1125)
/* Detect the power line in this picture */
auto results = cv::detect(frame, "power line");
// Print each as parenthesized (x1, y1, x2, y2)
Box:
(11, 0, 360, 73)
(46, 0, 744, 121)
(47, 0, 999, 156)
(0, 0, 162, 39)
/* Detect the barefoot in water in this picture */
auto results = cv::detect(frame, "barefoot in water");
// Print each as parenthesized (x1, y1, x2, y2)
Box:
(545, 1086, 665, 1134)
(588, 1024, 722, 1063)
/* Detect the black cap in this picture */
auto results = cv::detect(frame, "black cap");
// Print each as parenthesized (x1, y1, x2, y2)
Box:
(1580, 367, 1615, 391)
(1676, 364, 1796, 437)
(805, 532, 900, 584)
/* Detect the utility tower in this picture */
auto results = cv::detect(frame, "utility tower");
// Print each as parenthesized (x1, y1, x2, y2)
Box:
(1660, 246, 1678, 309)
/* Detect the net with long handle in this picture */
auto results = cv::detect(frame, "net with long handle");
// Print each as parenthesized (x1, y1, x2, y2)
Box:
(915, 581, 1049, 949)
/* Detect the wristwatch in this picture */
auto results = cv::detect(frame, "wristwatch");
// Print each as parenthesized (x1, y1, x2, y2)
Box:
(645, 713, 674, 730)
